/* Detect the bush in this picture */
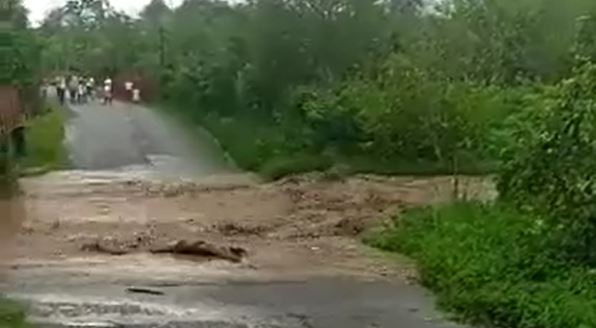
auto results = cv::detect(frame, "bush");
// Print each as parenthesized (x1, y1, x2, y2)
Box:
(368, 202, 596, 328)
(297, 56, 513, 164)
(20, 108, 67, 171)
(498, 62, 596, 264)
(0, 299, 27, 328)
(259, 154, 332, 181)
(162, 54, 519, 180)
(200, 114, 312, 172)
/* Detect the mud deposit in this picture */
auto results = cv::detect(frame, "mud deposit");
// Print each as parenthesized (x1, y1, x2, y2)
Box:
(1, 101, 492, 327)
(2, 171, 490, 327)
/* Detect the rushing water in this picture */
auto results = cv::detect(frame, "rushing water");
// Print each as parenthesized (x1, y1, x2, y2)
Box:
(0, 182, 24, 268)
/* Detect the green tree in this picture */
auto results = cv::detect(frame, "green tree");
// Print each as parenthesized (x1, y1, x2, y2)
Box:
(498, 62, 596, 264)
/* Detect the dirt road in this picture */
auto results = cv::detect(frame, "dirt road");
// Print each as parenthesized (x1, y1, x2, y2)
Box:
(1, 101, 492, 327)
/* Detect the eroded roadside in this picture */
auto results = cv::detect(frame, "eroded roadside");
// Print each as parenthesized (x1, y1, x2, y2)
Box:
(1, 170, 493, 327)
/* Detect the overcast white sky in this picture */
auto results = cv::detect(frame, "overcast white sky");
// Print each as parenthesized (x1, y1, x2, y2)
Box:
(24, 0, 184, 26)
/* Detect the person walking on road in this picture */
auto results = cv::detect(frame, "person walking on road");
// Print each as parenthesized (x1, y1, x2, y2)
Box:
(103, 77, 113, 106)
(57, 76, 66, 105)
(78, 79, 87, 104)
(69, 75, 79, 104)
(132, 88, 141, 103)
(125, 80, 134, 101)
(86, 77, 95, 100)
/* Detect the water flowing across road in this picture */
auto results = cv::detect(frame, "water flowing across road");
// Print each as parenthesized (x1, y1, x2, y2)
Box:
(0, 99, 478, 328)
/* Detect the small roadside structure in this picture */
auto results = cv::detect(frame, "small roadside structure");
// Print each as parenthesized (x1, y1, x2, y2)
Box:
(0, 6, 42, 174)
(0, 86, 24, 135)
(0, 85, 27, 172)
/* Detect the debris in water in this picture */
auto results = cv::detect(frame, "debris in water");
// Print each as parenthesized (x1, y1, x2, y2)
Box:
(334, 217, 367, 236)
(150, 239, 247, 263)
(215, 222, 266, 236)
(50, 220, 61, 230)
(126, 287, 165, 296)
(81, 239, 129, 256)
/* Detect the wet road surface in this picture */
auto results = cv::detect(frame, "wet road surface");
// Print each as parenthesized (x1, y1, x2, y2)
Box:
(64, 101, 236, 178)
(1, 100, 475, 328)
(8, 278, 461, 328)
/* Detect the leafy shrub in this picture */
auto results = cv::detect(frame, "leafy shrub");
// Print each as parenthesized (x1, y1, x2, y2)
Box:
(199, 113, 320, 175)
(20, 109, 68, 170)
(0, 30, 40, 87)
(0, 299, 27, 328)
(200, 115, 284, 171)
(498, 62, 596, 264)
(368, 202, 596, 328)
(259, 153, 332, 181)
(296, 55, 513, 167)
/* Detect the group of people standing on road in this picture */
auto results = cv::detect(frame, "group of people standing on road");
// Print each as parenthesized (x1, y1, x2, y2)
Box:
(54, 75, 96, 105)
(53, 74, 141, 106)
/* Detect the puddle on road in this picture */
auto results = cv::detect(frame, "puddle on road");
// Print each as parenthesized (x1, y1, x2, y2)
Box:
(0, 182, 25, 268)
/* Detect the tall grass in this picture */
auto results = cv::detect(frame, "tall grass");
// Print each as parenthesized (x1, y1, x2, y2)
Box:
(367, 203, 596, 328)
(20, 108, 68, 172)
(0, 299, 27, 328)
(161, 101, 497, 180)
(201, 115, 333, 180)
(195, 113, 497, 179)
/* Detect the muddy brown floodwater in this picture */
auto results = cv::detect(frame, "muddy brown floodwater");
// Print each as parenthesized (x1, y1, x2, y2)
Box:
(0, 183, 24, 268)
(0, 99, 496, 328)
(4, 171, 493, 328)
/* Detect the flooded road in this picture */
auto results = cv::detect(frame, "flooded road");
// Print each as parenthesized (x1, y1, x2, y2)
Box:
(1, 100, 491, 327)
(4, 172, 487, 328)
(0, 183, 23, 267)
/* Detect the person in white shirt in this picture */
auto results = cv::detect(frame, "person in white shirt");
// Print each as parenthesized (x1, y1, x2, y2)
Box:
(125, 81, 134, 101)
(132, 88, 141, 103)
(103, 77, 113, 105)
(69, 75, 79, 104)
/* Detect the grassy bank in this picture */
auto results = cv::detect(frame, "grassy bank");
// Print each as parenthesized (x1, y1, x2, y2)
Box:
(20, 108, 68, 173)
(188, 112, 496, 180)
(367, 203, 596, 328)
(0, 299, 27, 327)
(198, 114, 333, 180)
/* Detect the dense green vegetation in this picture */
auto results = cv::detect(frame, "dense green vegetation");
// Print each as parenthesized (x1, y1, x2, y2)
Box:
(368, 62, 596, 327)
(1, 0, 41, 94)
(0, 301, 26, 328)
(0, 300, 27, 328)
(0, 0, 42, 179)
(42, 0, 596, 176)
(20, 108, 68, 172)
(368, 203, 596, 328)
(36, 0, 596, 326)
